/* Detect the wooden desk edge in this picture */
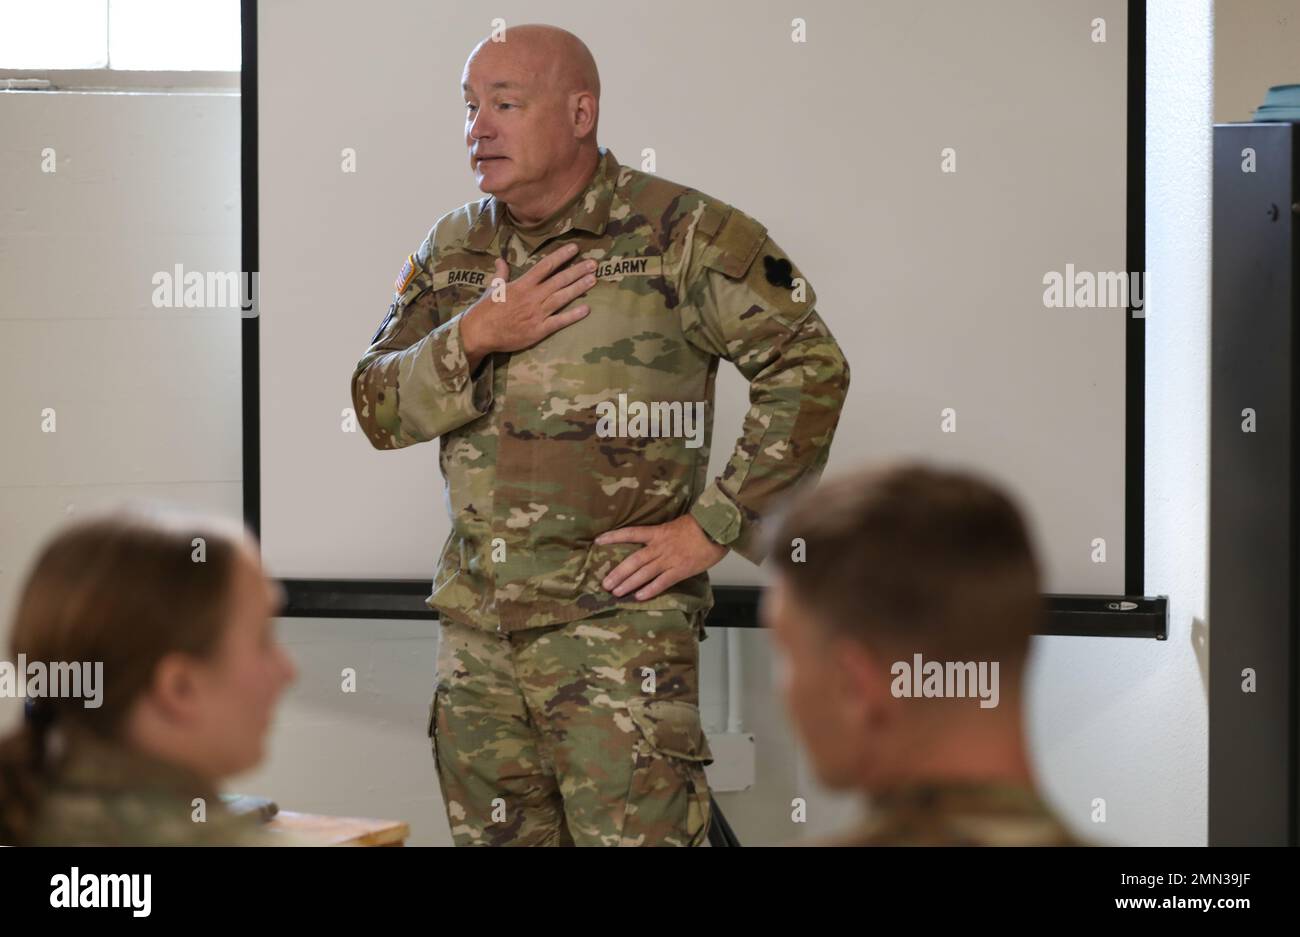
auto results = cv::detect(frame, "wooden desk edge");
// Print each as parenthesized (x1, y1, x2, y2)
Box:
(266, 810, 411, 847)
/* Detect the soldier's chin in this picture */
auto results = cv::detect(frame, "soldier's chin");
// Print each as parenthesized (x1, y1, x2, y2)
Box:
(475, 158, 511, 192)
(229, 738, 267, 777)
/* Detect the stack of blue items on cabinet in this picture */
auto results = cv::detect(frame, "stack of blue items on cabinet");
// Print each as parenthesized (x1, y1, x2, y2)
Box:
(1252, 84, 1300, 121)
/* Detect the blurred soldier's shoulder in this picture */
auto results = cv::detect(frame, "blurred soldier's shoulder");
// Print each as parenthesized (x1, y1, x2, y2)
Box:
(32, 787, 281, 846)
(29, 728, 285, 847)
(798, 781, 1088, 847)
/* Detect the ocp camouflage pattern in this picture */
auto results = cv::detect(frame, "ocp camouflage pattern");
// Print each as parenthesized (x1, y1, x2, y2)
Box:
(352, 147, 850, 633)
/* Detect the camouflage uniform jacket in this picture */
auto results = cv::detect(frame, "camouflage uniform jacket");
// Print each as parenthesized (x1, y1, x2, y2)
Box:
(808, 781, 1085, 847)
(28, 727, 278, 846)
(352, 147, 850, 633)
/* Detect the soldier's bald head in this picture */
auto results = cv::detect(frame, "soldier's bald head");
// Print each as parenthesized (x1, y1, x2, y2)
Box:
(461, 24, 602, 212)
(466, 24, 601, 103)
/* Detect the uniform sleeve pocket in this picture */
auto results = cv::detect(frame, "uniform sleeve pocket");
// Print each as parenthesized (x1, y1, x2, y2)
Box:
(700, 207, 767, 280)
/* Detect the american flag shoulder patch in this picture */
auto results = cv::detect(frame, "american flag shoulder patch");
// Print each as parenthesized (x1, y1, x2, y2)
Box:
(393, 253, 417, 295)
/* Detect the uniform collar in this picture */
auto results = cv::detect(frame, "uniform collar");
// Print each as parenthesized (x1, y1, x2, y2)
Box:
(465, 146, 620, 253)
(800, 780, 1051, 846)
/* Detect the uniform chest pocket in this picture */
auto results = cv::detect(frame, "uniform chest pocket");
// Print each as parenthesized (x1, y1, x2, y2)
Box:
(584, 254, 675, 319)
(525, 252, 682, 368)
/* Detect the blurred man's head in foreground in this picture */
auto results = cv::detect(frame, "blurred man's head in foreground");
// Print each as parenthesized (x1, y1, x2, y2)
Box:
(764, 462, 1044, 793)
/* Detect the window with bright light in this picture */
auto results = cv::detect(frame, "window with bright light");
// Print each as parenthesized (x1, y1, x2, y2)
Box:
(0, 0, 241, 71)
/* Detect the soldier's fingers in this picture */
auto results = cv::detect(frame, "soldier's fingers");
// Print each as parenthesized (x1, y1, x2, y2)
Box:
(634, 570, 681, 602)
(539, 305, 589, 337)
(540, 256, 597, 293)
(482, 259, 510, 305)
(492, 258, 510, 288)
(521, 242, 581, 283)
(608, 556, 665, 598)
(595, 526, 651, 546)
(541, 274, 597, 315)
(600, 544, 655, 590)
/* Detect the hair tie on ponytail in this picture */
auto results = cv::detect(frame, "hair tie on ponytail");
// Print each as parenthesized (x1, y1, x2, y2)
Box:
(2, 700, 55, 845)
(23, 698, 55, 731)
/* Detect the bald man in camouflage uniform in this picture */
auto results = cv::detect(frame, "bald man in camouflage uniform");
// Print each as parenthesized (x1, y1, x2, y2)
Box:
(352, 25, 849, 846)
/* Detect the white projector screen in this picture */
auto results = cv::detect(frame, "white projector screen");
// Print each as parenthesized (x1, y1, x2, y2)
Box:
(253, 0, 1134, 603)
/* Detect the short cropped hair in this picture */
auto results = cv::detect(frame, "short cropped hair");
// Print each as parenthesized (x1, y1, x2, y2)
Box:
(770, 462, 1044, 663)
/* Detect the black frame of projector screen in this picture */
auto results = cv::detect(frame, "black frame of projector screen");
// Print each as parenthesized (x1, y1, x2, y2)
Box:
(239, 0, 1164, 639)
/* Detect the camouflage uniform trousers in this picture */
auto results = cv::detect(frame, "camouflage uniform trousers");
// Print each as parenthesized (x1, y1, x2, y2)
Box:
(428, 606, 713, 846)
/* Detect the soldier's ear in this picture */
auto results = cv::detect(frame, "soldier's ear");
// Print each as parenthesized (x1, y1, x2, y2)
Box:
(569, 90, 597, 140)
(145, 651, 205, 722)
(834, 635, 891, 711)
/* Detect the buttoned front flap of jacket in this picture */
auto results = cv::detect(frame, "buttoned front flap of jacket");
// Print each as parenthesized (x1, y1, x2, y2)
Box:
(681, 203, 851, 563)
(484, 168, 727, 629)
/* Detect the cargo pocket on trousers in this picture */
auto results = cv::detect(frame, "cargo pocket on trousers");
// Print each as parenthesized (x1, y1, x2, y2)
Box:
(620, 698, 714, 846)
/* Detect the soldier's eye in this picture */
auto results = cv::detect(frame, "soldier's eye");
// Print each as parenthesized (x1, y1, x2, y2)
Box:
(465, 103, 477, 113)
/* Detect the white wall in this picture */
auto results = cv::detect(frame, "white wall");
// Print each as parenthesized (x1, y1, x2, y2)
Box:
(0, 90, 245, 774)
(1027, 0, 1213, 846)
(1, 0, 1217, 847)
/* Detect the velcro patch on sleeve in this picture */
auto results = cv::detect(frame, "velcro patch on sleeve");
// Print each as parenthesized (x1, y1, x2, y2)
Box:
(393, 253, 417, 295)
(706, 208, 767, 279)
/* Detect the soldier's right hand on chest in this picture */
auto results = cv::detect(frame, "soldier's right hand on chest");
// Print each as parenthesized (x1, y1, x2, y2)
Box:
(460, 242, 596, 366)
